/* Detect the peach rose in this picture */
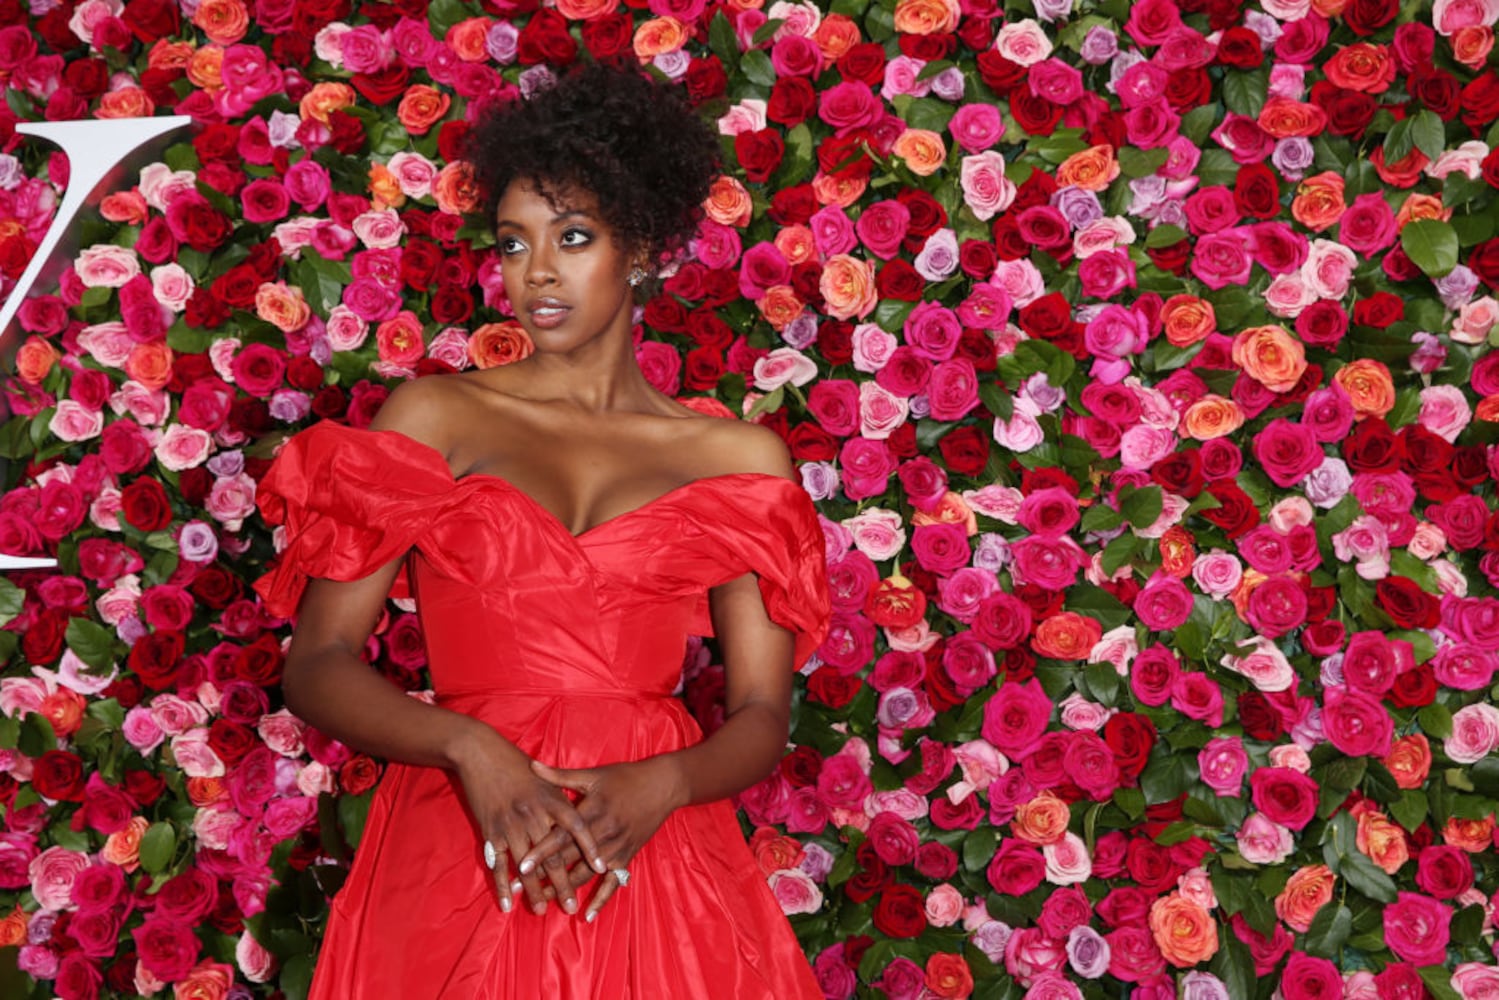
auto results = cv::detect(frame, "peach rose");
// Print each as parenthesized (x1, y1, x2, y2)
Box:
(1056, 145, 1120, 192)
(376, 312, 426, 366)
(1148, 892, 1219, 967)
(1181, 395, 1245, 440)
(397, 84, 451, 135)
(367, 162, 405, 210)
(1453, 25, 1495, 67)
(97, 87, 155, 119)
(148, 39, 195, 72)
(254, 281, 311, 334)
(1442, 816, 1496, 853)
(432, 161, 480, 216)
(174, 959, 234, 1000)
(1333, 358, 1395, 421)
(703, 176, 752, 227)
(15, 336, 60, 384)
(1158, 526, 1195, 578)
(0, 906, 26, 947)
(774, 225, 817, 265)
(1291, 171, 1346, 232)
(299, 82, 356, 124)
(192, 0, 248, 44)
(126, 341, 174, 391)
(892, 128, 948, 176)
(812, 13, 860, 61)
(910, 492, 978, 534)
(557, 0, 615, 16)
(1275, 864, 1334, 933)
(101, 189, 150, 225)
(1383, 734, 1432, 791)
(811, 170, 867, 207)
(893, 0, 959, 35)
(819, 254, 877, 320)
(1232, 325, 1306, 393)
(1160, 294, 1216, 347)
(1356, 809, 1409, 875)
(1395, 193, 1450, 228)
(757, 285, 805, 331)
(468, 321, 534, 369)
(1011, 791, 1070, 845)
(1031, 611, 1102, 660)
(446, 17, 491, 61)
(186, 776, 228, 806)
(750, 827, 806, 874)
(103, 816, 150, 870)
(633, 16, 689, 61)
(186, 45, 224, 90)
(924, 884, 964, 928)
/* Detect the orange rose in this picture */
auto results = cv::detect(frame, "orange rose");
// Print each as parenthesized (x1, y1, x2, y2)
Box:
(557, 0, 616, 17)
(757, 285, 805, 331)
(255, 281, 312, 333)
(1228, 568, 1268, 621)
(892, 0, 959, 35)
(1291, 171, 1346, 232)
(397, 84, 451, 135)
(1395, 193, 1449, 229)
(1181, 394, 1246, 440)
(1257, 96, 1328, 138)
(103, 816, 149, 870)
(173, 959, 234, 1000)
(1312, 0, 1350, 14)
(1056, 145, 1120, 192)
(1158, 526, 1195, 578)
(1478, 395, 1499, 422)
(1453, 26, 1495, 69)
(186, 777, 227, 806)
(703, 176, 752, 227)
(96, 87, 155, 120)
(368, 162, 405, 210)
(1148, 892, 1219, 967)
(15, 336, 60, 384)
(186, 45, 224, 90)
(892, 128, 948, 176)
(101, 190, 150, 225)
(749, 827, 805, 874)
(1274, 864, 1334, 933)
(1322, 42, 1395, 93)
(1160, 294, 1216, 347)
(147, 39, 196, 72)
(818, 254, 877, 320)
(192, 0, 249, 45)
(633, 16, 688, 61)
(924, 952, 974, 1000)
(0, 906, 26, 948)
(433, 161, 480, 216)
(126, 341, 173, 390)
(1383, 733, 1432, 791)
(1232, 325, 1306, 393)
(1356, 809, 1410, 875)
(1011, 791, 1070, 845)
(1031, 611, 1102, 660)
(40, 689, 85, 738)
(1333, 358, 1395, 420)
(811, 169, 867, 207)
(469, 321, 534, 369)
(299, 82, 355, 125)
(812, 13, 860, 61)
(910, 492, 977, 533)
(446, 17, 492, 61)
(773, 225, 817, 266)
(1442, 816, 1495, 853)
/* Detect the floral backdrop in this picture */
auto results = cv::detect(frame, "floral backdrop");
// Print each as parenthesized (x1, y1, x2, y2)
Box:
(1, 0, 1499, 995)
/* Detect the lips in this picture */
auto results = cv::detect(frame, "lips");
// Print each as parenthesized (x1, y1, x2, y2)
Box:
(528, 297, 571, 329)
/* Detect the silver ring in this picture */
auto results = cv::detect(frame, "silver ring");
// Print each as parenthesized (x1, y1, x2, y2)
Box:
(484, 840, 498, 870)
(611, 867, 630, 887)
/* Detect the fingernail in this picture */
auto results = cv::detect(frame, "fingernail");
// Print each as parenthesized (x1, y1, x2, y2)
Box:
(500, 897, 511, 913)
(593, 857, 607, 873)
(564, 898, 578, 914)
(533, 903, 546, 916)
(511, 880, 523, 893)
(519, 859, 534, 875)
(585, 910, 596, 923)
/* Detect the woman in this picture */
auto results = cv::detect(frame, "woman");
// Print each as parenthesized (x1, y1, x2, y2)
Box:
(251, 62, 832, 998)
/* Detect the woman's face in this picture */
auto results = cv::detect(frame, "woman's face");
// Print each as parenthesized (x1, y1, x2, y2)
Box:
(494, 179, 638, 354)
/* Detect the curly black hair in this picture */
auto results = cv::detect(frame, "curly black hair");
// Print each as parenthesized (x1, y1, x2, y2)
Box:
(464, 62, 721, 265)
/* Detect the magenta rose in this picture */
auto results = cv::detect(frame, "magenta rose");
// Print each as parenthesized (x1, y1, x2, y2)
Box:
(926, 358, 980, 421)
(1383, 892, 1451, 966)
(1280, 952, 1341, 1000)
(1133, 575, 1193, 630)
(1321, 686, 1393, 757)
(1252, 418, 1324, 487)
(1248, 767, 1320, 830)
(981, 679, 1054, 759)
(806, 379, 860, 437)
(986, 838, 1046, 896)
(1244, 574, 1308, 638)
(1009, 535, 1085, 590)
(131, 916, 201, 981)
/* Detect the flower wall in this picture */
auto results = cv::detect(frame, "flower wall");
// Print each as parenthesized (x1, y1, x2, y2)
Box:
(3, 0, 1499, 996)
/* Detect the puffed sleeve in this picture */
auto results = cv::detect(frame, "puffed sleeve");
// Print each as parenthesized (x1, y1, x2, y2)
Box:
(251, 420, 455, 618)
(686, 479, 832, 671)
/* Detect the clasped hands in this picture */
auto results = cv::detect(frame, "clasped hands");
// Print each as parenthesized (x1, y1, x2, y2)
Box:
(463, 747, 684, 923)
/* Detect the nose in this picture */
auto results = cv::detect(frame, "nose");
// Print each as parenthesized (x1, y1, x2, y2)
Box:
(525, 241, 556, 288)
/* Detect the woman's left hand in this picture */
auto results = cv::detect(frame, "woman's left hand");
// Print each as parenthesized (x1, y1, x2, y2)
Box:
(520, 756, 686, 921)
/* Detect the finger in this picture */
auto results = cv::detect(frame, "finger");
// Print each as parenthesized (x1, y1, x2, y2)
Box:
(510, 824, 549, 914)
(517, 826, 573, 878)
(485, 837, 513, 913)
(550, 799, 609, 874)
(531, 844, 589, 899)
(585, 871, 619, 924)
(540, 836, 579, 915)
(531, 761, 598, 794)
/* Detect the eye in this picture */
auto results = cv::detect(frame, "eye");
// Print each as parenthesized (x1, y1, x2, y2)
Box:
(498, 235, 525, 256)
(561, 227, 593, 248)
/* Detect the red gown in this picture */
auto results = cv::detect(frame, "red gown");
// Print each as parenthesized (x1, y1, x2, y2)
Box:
(251, 419, 831, 1000)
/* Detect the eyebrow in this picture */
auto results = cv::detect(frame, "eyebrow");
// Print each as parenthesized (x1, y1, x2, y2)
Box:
(494, 210, 593, 230)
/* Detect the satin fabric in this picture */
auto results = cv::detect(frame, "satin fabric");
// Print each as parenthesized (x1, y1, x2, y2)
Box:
(252, 419, 831, 1000)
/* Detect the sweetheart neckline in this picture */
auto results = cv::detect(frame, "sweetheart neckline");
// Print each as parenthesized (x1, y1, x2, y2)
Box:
(340, 422, 800, 542)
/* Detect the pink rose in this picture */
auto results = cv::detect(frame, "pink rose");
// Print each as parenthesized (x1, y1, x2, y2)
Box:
(29, 845, 90, 910)
(768, 869, 823, 915)
(981, 679, 1053, 759)
(1009, 535, 1085, 590)
(960, 151, 1016, 221)
(1133, 575, 1193, 630)
(1197, 737, 1248, 796)
(1321, 686, 1393, 758)
(1383, 892, 1451, 966)
(1445, 703, 1499, 764)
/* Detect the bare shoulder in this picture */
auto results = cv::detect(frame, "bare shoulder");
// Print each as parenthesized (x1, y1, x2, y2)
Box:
(694, 417, 795, 482)
(366, 375, 463, 459)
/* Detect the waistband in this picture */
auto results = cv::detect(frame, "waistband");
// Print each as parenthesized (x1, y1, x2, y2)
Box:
(434, 686, 677, 703)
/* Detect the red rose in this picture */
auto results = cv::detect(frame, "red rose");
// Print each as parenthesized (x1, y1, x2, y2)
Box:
(898, 32, 954, 61)
(119, 477, 172, 531)
(1311, 82, 1378, 137)
(975, 50, 1025, 95)
(779, 745, 822, 787)
(1376, 576, 1439, 629)
(517, 9, 577, 66)
(1102, 713, 1156, 783)
(32, 750, 86, 801)
(1237, 691, 1284, 740)
(1200, 479, 1259, 538)
(581, 13, 631, 62)
(1145, 238, 1191, 275)
(871, 885, 927, 938)
(206, 719, 255, 766)
(21, 608, 66, 664)
(1352, 291, 1404, 329)
(806, 666, 859, 708)
(1011, 91, 1062, 136)
(836, 43, 886, 86)
(166, 194, 232, 252)
(897, 189, 946, 241)
(1233, 162, 1280, 220)
(1216, 26, 1263, 68)
(1410, 68, 1462, 121)
(1342, 418, 1403, 474)
(1343, 0, 1397, 35)
(735, 129, 784, 184)
(1461, 72, 1499, 129)
(1388, 662, 1436, 708)
(1124, 838, 1179, 893)
(876, 259, 924, 301)
(683, 55, 725, 104)
(766, 184, 816, 225)
(127, 630, 185, 691)
(123, 769, 166, 807)
(233, 634, 284, 686)
(767, 77, 815, 125)
(938, 425, 989, 478)
(1164, 67, 1212, 113)
(340, 754, 380, 795)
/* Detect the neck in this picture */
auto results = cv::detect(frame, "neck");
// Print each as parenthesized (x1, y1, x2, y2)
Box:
(513, 313, 657, 414)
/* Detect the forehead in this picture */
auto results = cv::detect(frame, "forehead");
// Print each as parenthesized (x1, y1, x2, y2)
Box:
(495, 178, 600, 226)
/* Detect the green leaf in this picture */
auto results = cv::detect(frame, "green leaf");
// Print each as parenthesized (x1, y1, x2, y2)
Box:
(1339, 850, 1398, 904)
(1180, 105, 1219, 147)
(338, 790, 374, 848)
(1140, 753, 1192, 804)
(280, 954, 315, 1000)
(1100, 533, 1140, 579)
(978, 380, 1014, 422)
(1113, 786, 1145, 820)
(1419, 967, 1465, 1000)
(1117, 146, 1170, 179)
(707, 11, 740, 68)
(65, 618, 116, 671)
(739, 50, 776, 88)
(1410, 108, 1447, 162)
(1418, 702, 1453, 740)
(1209, 931, 1256, 1000)
(1304, 903, 1353, 958)
(1400, 219, 1460, 278)
(1222, 67, 1268, 117)
(1083, 661, 1120, 707)
(0, 578, 22, 626)
(1384, 116, 1415, 164)
(749, 17, 785, 46)
(17, 714, 56, 757)
(1119, 486, 1164, 529)
(1145, 223, 1189, 249)
(1064, 586, 1131, 631)
(962, 828, 998, 873)
(745, 386, 784, 420)
(139, 822, 176, 874)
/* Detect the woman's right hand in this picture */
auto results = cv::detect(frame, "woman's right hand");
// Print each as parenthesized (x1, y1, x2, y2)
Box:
(449, 723, 607, 917)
